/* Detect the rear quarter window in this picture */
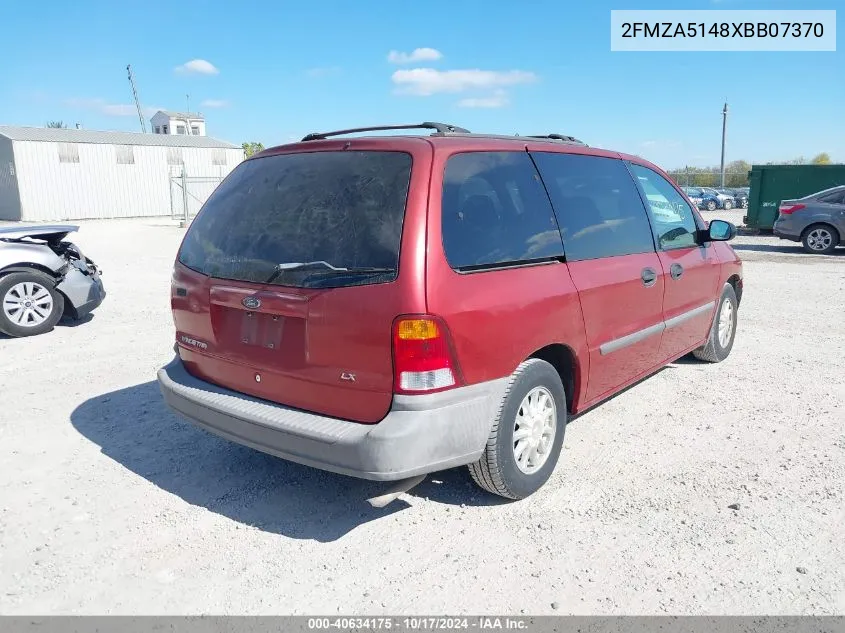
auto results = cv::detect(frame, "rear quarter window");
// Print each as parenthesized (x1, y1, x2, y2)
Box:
(818, 190, 845, 204)
(441, 152, 564, 270)
(178, 150, 412, 288)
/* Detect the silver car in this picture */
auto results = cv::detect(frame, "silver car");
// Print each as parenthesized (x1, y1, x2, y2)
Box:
(773, 185, 845, 254)
(0, 224, 105, 337)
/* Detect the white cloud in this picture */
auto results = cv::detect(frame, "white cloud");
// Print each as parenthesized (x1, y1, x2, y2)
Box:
(387, 48, 443, 64)
(391, 68, 537, 96)
(305, 66, 341, 78)
(174, 59, 219, 75)
(457, 90, 509, 108)
(200, 99, 229, 108)
(65, 98, 158, 118)
(641, 139, 681, 149)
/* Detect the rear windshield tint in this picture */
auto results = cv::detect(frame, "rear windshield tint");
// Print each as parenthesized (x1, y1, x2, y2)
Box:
(178, 151, 412, 288)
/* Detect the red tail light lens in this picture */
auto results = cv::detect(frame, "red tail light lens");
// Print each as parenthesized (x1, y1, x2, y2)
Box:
(392, 316, 462, 394)
(779, 204, 805, 215)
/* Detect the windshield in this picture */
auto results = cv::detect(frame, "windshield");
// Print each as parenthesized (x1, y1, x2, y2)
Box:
(178, 150, 412, 288)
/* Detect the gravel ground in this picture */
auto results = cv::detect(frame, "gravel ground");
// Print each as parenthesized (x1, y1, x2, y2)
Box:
(0, 218, 843, 615)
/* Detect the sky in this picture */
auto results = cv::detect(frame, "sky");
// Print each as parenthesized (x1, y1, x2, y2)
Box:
(0, 0, 842, 169)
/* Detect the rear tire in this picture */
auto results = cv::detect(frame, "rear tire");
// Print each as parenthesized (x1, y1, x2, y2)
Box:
(0, 271, 64, 338)
(692, 284, 738, 363)
(706, 200, 717, 211)
(468, 359, 567, 500)
(723, 199, 733, 210)
(801, 224, 839, 255)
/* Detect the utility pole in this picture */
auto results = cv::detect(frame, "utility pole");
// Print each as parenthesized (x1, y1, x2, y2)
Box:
(720, 102, 728, 188)
(127, 65, 147, 133)
(184, 95, 192, 135)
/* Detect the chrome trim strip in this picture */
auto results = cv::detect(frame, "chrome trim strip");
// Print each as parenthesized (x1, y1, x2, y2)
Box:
(600, 322, 665, 356)
(664, 301, 715, 330)
(599, 301, 716, 356)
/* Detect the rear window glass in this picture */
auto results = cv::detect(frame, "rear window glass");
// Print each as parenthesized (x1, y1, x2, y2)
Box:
(441, 152, 564, 270)
(178, 151, 412, 288)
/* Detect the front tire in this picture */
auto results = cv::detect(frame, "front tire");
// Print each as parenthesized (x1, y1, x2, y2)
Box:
(706, 200, 717, 211)
(693, 283, 738, 363)
(468, 359, 567, 500)
(801, 224, 839, 255)
(723, 199, 733, 210)
(0, 271, 64, 338)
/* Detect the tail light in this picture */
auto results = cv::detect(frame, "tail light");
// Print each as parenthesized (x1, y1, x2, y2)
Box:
(392, 315, 462, 394)
(779, 204, 805, 215)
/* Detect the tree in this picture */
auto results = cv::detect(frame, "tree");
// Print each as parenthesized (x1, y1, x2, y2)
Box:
(811, 152, 831, 165)
(725, 160, 751, 187)
(242, 142, 265, 158)
(46, 121, 67, 128)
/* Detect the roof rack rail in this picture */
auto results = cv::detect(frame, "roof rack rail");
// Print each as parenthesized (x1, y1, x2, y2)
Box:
(301, 122, 470, 142)
(526, 134, 585, 144)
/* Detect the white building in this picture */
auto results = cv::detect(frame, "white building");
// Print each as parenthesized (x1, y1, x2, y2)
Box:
(0, 126, 243, 221)
(151, 111, 207, 136)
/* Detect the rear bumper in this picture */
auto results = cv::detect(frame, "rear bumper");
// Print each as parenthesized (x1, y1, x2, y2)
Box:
(772, 219, 801, 242)
(157, 357, 507, 481)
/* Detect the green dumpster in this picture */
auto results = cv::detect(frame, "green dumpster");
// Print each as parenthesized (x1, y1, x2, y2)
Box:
(745, 164, 845, 229)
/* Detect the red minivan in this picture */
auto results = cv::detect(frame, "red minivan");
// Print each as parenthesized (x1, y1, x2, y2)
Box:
(158, 123, 743, 499)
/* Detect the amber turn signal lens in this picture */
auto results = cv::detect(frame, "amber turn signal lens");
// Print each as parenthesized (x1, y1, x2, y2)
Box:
(396, 318, 440, 340)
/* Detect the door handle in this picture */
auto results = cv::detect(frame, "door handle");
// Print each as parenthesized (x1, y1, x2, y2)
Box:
(670, 263, 684, 280)
(641, 267, 657, 287)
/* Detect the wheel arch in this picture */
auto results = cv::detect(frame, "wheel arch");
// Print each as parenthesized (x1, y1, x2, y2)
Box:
(801, 222, 840, 243)
(726, 274, 742, 307)
(527, 343, 581, 414)
(0, 265, 72, 316)
(0, 263, 62, 280)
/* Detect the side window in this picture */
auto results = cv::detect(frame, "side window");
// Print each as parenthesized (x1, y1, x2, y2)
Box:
(441, 152, 564, 270)
(531, 153, 654, 262)
(819, 190, 845, 204)
(629, 164, 699, 251)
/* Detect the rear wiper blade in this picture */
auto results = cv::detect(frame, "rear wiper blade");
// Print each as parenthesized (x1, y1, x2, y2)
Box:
(264, 261, 392, 283)
(303, 267, 394, 277)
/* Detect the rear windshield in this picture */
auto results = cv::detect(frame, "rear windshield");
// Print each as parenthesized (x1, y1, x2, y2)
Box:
(178, 150, 412, 288)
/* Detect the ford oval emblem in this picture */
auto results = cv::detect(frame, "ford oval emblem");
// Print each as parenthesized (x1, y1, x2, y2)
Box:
(242, 296, 261, 310)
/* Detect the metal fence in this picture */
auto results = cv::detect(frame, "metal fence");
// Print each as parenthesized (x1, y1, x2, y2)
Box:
(667, 170, 748, 188)
(698, 207, 746, 227)
(169, 169, 225, 225)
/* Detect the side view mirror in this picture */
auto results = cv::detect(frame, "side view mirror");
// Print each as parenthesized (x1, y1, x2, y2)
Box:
(708, 219, 736, 242)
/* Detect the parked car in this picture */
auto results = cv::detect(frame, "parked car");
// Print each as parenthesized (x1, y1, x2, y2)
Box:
(157, 123, 743, 500)
(0, 224, 105, 337)
(681, 186, 704, 206)
(701, 187, 735, 210)
(716, 188, 747, 209)
(773, 185, 845, 254)
(683, 187, 722, 211)
(721, 188, 749, 209)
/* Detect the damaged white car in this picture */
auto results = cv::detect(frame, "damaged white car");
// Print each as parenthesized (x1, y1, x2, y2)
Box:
(0, 225, 105, 337)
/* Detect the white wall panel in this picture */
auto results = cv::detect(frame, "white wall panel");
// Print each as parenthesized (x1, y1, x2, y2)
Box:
(13, 141, 242, 221)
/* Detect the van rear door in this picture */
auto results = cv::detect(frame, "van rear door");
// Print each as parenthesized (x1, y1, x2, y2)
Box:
(171, 142, 430, 423)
